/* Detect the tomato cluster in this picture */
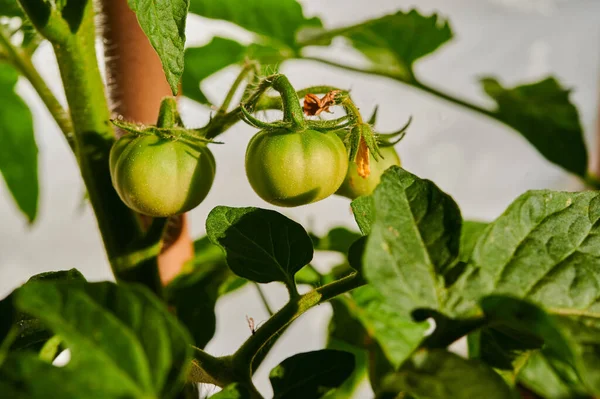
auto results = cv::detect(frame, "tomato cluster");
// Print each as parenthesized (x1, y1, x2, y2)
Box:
(109, 77, 405, 217)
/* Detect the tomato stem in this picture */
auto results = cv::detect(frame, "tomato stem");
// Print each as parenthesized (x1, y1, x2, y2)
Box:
(271, 74, 307, 131)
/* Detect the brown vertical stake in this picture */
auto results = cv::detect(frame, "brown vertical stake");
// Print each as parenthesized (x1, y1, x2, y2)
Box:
(100, 0, 193, 285)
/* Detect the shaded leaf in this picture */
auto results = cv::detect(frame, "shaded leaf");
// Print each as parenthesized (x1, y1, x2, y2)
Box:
(322, 339, 368, 399)
(482, 77, 587, 177)
(363, 166, 461, 315)
(206, 206, 313, 285)
(0, 63, 38, 223)
(166, 236, 245, 348)
(459, 221, 488, 263)
(0, 0, 23, 17)
(127, 0, 189, 94)
(188, 0, 321, 49)
(269, 349, 355, 399)
(311, 226, 361, 254)
(182, 37, 246, 105)
(379, 349, 514, 399)
(2, 281, 192, 399)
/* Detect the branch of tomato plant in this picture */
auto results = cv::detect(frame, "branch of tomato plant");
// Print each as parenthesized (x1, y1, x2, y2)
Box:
(16, 0, 165, 293)
(0, 26, 74, 149)
(232, 272, 365, 378)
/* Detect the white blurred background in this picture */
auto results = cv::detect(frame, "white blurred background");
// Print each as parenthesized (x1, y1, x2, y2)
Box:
(1, 0, 599, 397)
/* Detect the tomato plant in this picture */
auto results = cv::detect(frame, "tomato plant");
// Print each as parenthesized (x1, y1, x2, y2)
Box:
(0, 1, 598, 399)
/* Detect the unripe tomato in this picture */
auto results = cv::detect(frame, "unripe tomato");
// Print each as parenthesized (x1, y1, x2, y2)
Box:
(245, 128, 348, 207)
(336, 145, 401, 199)
(109, 134, 215, 217)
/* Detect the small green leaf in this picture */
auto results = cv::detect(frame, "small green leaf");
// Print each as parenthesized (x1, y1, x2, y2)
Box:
(206, 206, 313, 286)
(363, 166, 462, 315)
(126, 0, 189, 94)
(311, 227, 362, 254)
(482, 77, 587, 177)
(379, 349, 514, 399)
(304, 10, 453, 80)
(211, 383, 252, 398)
(350, 195, 374, 235)
(0, 63, 38, 223)
(182, 37, 246, 105)
(269, 349, 355, 399)
(458, 190, 600, 313)
(322, 340, 368, 399)
(188, 0, 321, 49)
(4, 281, 192, 399)
(519, 351, 588, 399)
(0, 0, 23, 17)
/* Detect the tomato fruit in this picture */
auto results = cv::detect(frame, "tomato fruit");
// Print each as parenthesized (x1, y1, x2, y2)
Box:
(110, 134, 215, 217)
(336, 145, 401, 199)
(245, 128, 348, 207)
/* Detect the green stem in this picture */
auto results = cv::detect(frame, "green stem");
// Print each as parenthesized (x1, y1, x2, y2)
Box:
(232, 273, 365, 376)
(270, 74, 306, 130)
(0, 27, 74, 149)
(302, 56, 495, 120)
(254, 283, 274, 316)
(21, 1, 145, 282)
(217, 62, 256, 116)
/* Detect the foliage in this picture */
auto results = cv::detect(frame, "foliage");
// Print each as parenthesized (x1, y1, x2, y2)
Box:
(0, 0, 597, 398)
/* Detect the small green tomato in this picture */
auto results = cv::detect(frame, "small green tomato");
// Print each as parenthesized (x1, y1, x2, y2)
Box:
(336, 145, 401, 199)
(109, 134, 215, 217)
(245, 128, 348, 207)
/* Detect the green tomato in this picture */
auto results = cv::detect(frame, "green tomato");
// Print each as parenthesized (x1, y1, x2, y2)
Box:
(109, 134, 215, 217)
(245, 128, 348, 207)
(336, 145, 401, 199)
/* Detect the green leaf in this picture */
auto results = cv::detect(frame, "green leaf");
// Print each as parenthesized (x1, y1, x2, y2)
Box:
(269, 349, 355, 399)
(322, 340, 368, 399)
(350, 195, 374, 235)
(3, 281, 192, 399)
(458, 190, 600, 314)
(459, 221, 488, 263)
(304, 10, 452, 80)
(182, 37, 246, 105)
(206, 206, 313, 286)
(482, 77, 587, 177)
(0, 63, 38, 223)
(188, 0, 321, 49)
(519, 351, 589, 398)
(311, 227, 362, 254)
(0, 269, 85, 353)
(349, 286, 428, 368)
(0, 0, 23, 17)
(166, 236, 246, 348)
(363, 166, 462, 315)
(211, 383, 252, 398)
(126, 0, 189, 94)
(379, 349, 514, 399)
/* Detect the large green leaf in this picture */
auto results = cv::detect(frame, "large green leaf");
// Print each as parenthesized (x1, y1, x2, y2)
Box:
(206, 206, 313, 287)
(350, 195, 374, 236)
(0, 63, 38, 223)
(188, 0, 321, 49)
(269, 349, 355, 399)
(182, 37, 246, 105)
(363, 166, 462, 315)
(482, 77, 587, 177)
(457, 190, 600, 314)
(378, 349, 514, 399)
(127, 0, 189, 94)
(1, 281, 193, 399)
(0, 269, 85, 353)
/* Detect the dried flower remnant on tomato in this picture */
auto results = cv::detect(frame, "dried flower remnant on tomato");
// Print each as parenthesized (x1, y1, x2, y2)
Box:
(303, 90, 341, 116)
(356, 137, 370, 178)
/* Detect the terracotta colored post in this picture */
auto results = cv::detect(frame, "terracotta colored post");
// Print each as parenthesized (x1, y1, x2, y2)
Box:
(100, 0, 193, 284)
